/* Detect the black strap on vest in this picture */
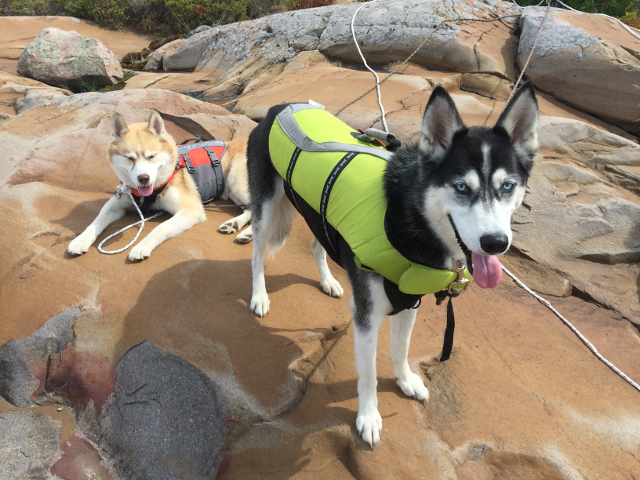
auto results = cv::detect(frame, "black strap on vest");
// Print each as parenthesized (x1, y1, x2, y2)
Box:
(320, 152, 358, 246)
(435, 290, 456, 361)
(204, 146, 225, 200)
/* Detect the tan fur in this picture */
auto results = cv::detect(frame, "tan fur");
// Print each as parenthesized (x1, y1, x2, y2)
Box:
(68, 112, 253, 261)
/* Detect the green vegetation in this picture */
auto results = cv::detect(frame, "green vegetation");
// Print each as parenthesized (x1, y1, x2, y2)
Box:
(0, 0, 637, 33)
(0, 0, 289, 32)
(516, 0, 638, 21)
(98, 72, 135, 92)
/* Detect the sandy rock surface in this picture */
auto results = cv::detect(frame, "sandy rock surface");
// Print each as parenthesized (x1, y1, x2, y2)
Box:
(1, 8, 640, 480)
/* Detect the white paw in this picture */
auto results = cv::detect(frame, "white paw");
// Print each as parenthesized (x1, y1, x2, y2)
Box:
(235, 230, 253, 244)
(68, 234, 94, 255)
(320, 277, 343, 298)
(356, 409, 382, 447)
(250, 293, 270, 317)
(396, 371, 430, 401)
(128, 243, 153, 261)
(218, 220, 239, 234)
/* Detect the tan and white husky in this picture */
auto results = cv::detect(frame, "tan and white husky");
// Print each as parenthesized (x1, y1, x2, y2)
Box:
(68, 112, 252, 261)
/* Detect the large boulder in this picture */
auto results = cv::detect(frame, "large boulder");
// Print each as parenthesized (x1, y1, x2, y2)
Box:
(17, 27, 123, 91)
(0, 410, 63, 479)
(143, 38, 185, 72)
(163, 0, 520, 81)
(0, 16, 155, 76)
(518, 7, 640, 134)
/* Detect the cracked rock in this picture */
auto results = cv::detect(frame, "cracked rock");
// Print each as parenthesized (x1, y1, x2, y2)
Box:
(97, 341, 229, 479)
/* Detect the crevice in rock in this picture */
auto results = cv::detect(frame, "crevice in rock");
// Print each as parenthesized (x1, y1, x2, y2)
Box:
(570, 286, 613, 310)
(625, 318, 640, 338)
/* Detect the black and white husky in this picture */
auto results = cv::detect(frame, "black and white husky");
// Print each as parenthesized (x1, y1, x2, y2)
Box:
(246, 83, 539, 446)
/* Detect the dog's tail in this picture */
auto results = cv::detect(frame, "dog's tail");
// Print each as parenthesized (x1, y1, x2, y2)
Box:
(253, 179, 296, 258)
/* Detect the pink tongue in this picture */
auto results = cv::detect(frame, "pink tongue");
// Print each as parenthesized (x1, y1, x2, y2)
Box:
(471, 252, 502, 288)
(138, 185, 153, 196)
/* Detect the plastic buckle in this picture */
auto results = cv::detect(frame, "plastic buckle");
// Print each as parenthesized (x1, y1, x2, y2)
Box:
(115, 184, 131, 199)
(358, 128, 387, 147)
(447, 259, 469, 296)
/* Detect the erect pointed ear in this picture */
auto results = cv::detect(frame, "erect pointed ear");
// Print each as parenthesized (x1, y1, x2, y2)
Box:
(111, 113, 127, 138)
(147, 111, 166, 136)
(419, 86, 466, 159)
(493, 82, 539, 170)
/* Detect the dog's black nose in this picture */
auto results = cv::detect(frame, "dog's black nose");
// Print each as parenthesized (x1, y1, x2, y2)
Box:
(138, 174, 150, 185)
(480, 234, 509, 254)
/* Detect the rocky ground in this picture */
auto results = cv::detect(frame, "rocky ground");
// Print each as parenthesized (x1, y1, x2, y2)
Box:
(1, 2, 640, 479)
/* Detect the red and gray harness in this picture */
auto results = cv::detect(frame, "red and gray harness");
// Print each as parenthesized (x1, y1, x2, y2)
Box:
(130, 138, 226, 214)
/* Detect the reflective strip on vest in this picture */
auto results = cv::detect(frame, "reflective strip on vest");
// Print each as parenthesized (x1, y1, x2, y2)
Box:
(269, 104, 472, 295)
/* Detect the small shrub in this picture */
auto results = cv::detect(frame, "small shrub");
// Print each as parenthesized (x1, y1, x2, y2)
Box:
(619, 9, 640, 27)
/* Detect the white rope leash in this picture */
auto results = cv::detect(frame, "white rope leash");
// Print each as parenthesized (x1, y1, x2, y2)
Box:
(349, 0, 389, 132)
(506, 0, 551, 103)
(97, 185, 163, 255)
(502, 266, 640, 392)
(348, 0, 640, 392)
(340, 3, 524, 125)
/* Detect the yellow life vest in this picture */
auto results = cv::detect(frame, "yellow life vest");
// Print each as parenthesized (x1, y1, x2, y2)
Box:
(269, 104, 472, 295)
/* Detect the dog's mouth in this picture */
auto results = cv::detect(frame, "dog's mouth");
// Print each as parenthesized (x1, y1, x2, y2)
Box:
(448, 215, 502, 289)
(137, 185, 153, 196)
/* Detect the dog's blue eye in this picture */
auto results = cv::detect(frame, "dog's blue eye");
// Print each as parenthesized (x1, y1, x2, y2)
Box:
(502, 182, 514, 191)
(455, 183, 468, 193)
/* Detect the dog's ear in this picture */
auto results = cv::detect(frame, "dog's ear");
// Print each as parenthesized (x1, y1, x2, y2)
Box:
(493, 82, 539, 172)
(419, 86, 466, 160)
(147, 111, 166, 136)
(111, 113, 127, 139)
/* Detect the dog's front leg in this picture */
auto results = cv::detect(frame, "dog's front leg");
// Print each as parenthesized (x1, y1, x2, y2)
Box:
(390, 308, 429, 401)
(128, 209, 205, 261)
(68, 195, 130, 255)
(354, 319, 383, 447)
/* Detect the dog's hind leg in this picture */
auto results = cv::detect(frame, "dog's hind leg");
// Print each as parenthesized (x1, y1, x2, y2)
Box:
(250, 178, 296, 317)
(311, 237, 343, 298)
(351, 274, 391, 447)
(218, 179, 253, 243)
(390, 308, 429, 401)
(235, 222, 253, 244)
(218, 207, 252, 243)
